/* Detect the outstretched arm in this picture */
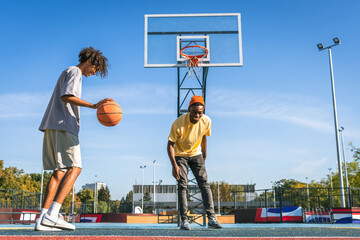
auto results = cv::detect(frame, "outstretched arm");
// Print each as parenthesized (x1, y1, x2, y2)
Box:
(201, 135, 207, 161)
(61, 95, 114, 109)
(167, 140, 181, 180)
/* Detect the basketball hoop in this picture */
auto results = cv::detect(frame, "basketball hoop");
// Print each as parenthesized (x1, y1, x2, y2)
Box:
(180, 45, 209, 67)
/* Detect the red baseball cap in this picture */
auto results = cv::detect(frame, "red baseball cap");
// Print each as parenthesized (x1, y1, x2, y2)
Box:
(189, 95, 205, 107)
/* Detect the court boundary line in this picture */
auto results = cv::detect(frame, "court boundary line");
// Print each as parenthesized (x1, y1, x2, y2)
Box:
(0, 236, 360, 240)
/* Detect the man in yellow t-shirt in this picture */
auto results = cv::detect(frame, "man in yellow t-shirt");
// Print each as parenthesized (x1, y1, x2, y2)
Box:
(167, 95, 222, 230)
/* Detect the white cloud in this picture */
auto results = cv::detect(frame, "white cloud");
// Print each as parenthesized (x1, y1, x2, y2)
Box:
(290, 157, 328, 175)
(209, 89, 335, 133)
(0, 92, 50, 118)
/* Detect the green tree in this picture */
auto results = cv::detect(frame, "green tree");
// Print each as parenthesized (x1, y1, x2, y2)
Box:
(110, 199, 122, 213)
(0, 160, 53, 193)
(125, 190, 133, 202)
(98, 186, 111, 202)
(273, 179, 305, 189)
(350, 142, 360, 162)
(210, 181, 233, 202)
(77, 188, 94, 203)
(0, 165, 24, 190)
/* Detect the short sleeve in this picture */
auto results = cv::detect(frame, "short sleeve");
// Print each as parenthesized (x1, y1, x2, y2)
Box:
(204, 116, 211, 136)
(168, 121, 179, 143)
(61, 68, 81, 98)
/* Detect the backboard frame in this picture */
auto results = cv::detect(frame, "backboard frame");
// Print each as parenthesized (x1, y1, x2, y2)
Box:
(144, 13, 243, 68)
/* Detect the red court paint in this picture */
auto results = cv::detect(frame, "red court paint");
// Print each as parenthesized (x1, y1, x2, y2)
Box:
(0, 237, 359, 240)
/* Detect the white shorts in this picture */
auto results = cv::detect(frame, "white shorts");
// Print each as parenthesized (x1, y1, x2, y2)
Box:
(42, 129, 82, 171)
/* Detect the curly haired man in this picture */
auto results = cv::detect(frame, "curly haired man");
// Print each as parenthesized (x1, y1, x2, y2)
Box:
(35, 47, 113, 231)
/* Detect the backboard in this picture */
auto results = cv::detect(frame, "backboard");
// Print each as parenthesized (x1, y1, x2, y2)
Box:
(144, 13, 243, 68)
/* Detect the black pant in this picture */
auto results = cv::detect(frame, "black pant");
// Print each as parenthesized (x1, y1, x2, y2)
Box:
(176, 154, 215, 221)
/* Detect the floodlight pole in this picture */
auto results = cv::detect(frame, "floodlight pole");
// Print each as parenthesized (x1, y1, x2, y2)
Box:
(317, 39, 345, 208)
(217, 181, 221, 215)
(339, 127, 350, 207)
(153, 160, 156, 213)
(271, 181, 276, 208)
(140, 165, 146, 213)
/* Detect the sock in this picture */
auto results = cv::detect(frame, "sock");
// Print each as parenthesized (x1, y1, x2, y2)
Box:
(48, 201, 61, 217)
(40, 208, 48, 218)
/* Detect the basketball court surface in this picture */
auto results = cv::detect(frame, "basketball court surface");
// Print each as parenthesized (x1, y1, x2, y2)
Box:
(1, 223, 360, 239)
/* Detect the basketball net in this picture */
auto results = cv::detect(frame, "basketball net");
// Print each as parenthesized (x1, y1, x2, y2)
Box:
(180, 46, 208, 80)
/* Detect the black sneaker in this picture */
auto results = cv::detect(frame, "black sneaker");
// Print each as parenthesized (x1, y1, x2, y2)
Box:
(208, 217, 222, 229)
(180, 220, 191, 230)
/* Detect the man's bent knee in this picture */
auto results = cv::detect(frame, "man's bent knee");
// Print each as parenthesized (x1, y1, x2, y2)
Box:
(177, 184, 188, 191)
(198, 181, 210, 189)
(67, 166, 82, 175)
(52, 170, 66, 182)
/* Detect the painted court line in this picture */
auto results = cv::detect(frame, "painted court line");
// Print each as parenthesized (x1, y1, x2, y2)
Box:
(0, 237, 360, 240)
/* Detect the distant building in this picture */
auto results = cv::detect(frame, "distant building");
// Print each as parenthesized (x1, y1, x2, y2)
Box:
(133, 184, 256, 203)
(82, 182, 107, 192)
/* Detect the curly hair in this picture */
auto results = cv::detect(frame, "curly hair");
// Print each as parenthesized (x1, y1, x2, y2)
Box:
(78, 47, 109, 78)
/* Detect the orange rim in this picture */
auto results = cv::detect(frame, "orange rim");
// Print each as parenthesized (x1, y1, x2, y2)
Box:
(180, 45, 208, 60)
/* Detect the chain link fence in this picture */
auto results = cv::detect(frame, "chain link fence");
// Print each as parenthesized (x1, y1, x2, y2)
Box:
(0, 189, 41, 209)
(233, 187, 360, 210)
(1, 187, 359, 215)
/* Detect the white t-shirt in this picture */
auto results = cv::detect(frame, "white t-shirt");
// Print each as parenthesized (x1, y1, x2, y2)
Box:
(39, 66, 82, 136)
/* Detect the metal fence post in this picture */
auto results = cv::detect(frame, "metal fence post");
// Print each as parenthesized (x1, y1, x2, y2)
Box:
(203, 206, 206, 226)
(265, 190, 268, 209)
(11, 190, 15, 224)
(21, 191, 24, 209)
(234, 192, 237, 209)
(348, 189, 352, 208)
(279, 188, 283, 223)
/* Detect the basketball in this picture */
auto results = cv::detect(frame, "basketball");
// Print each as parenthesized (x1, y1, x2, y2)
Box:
(97, 101, 123, 127)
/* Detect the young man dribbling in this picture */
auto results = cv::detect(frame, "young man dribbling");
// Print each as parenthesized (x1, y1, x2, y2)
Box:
(167, 95, 222, 230)
(35, 47, 113, 231)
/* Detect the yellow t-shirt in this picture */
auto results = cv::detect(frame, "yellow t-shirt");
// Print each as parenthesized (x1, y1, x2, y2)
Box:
(168, 113, 211, 157)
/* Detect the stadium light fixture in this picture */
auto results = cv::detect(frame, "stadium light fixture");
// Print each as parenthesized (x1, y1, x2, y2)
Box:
(317, 43, 324, 50)
(333, 37, 340, 44)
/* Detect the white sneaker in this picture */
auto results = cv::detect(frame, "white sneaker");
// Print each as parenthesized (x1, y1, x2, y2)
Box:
(34, 217, 62, 231)
(180, 220, 191, 230)
(41, 213, 75, 230)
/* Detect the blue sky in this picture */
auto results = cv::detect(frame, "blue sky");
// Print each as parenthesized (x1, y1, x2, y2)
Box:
(0, 0, 359, 200)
